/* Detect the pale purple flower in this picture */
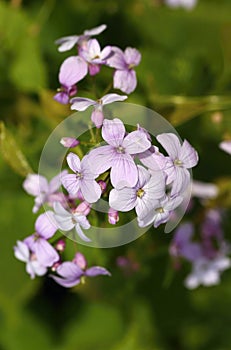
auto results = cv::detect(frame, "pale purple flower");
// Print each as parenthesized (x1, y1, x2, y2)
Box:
(50, 252, 110, 288)
(169, 223, 202, 261)
(79, 39, 112, 76)
(156, 133, 199, 195)
(108, 207, 119, 225)
(14, 240, 47, 279)
(219, 140, 231, 155)
(54, 56, 88, 104)
(107, 47, 141, 94)
(185, 254, 231, 289)
(60, 137, 79, 148)
(23, 171, 67, 213)
(70, 93, 127, 128)
(55, 24, 107, 52)
(24, 211, 59, 268)
(53, 202, 91, 242)
(87, 118, 151, 189)
(109, 165, 166, 219)
(61, 153, 101, 203)
(192, 180, 218, 199)
(165, 0, 197, 10)
(138, 195, 183, 228)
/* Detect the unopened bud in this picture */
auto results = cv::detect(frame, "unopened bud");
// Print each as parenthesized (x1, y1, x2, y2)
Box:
(108, 207, 119, 225)
(55, 239, 66, 252)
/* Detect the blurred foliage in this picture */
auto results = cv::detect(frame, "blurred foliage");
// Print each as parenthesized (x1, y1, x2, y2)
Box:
(1, 0, 231, 349)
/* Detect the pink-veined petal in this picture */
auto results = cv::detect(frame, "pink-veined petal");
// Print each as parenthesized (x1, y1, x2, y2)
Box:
(136, 165, 150, 188)
(157, 133, 181, 159)
(35, 239, 59, 267)
(109, 188, 137, 212)
(101, 93, 127, 105)
(62, 174, 80, 196)
(59, 56, 88, 86)
(170, 168, 191, 196)
(122, 130, 151, 155)
(179, 139, 199, 168)
(66, 152, 81, 173)
(113, 69, 137, 94)
(70, 97, 96, 111)
(57, 261, 83, 278)
(26, 260, 47, 279)
(54, 91, 69, 105)
(35, 211, 57, 239)
(87, 145, 114, 174)
(102, 118, 126, 147)
(107, 47, 126, 69)
(80, 179, 101, 203)
(110, 154, 138, 189)
(124, 47, 141, 66)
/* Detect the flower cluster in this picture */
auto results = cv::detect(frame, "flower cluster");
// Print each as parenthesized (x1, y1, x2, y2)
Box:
(14, 24, 200, 290)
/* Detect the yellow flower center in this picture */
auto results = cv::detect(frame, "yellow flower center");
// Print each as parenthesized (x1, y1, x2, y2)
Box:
(136, 188, 145, 198)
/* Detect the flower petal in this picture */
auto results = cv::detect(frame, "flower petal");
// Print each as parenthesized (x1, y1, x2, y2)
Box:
(62, 174, 80, 196)
(83, 24, 107, 36)
(66, 152, 81, 173)
(109, 188, 137, 212)
(124, 47, 141, 66)
(85, 266, 111, 277)
(156, 133, 181, 159)
(219, 140, 231, 155)
(35, 211, 57, 239)
(80, 179, 101, 203)
(59, 56, 88, 86)
(110, 154, 138, 189)
(70, 97, 96, 111)
(55, 35, 79, 52)
(14, 240, 30, 262)
(179, 139, 199, 168)
(113, 69, 137, 94)
(48, 170, 67, 193)
(87, 145, 114, 174)
(35, 239, 59, 267)
(101, 93, 127, 105)
(102, 118, 126, 147)
(75, 223, 91, 242)
(57, 261, 83, 278)
(122, 130, 151, 155)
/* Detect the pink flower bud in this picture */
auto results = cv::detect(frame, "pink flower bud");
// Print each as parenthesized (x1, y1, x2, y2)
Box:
(75, 201, 91, 216)
(98, 180, 107, 193)
(73, 252, 87, 269)
(60, 137, 79, 148)
(108, 207, 119, 225)
(55, 239, 66, 252)
(51, 261, 62, 272)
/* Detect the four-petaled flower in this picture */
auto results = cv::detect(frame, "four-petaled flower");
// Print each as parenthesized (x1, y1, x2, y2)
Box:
(156, 133, 199, 195)
(109, 165, 166, 219)
(61, 152, 101, 203)
(53, 202, 91, 242)
(23, 171, 67, 213)
(70, 93, 127, 128)
(24, 211, 59, 267)
(107, 47, 141, 93)
(50, 252, 110, 288)
(55, 24, 107, 52)
(138, 195, 183, 228)
(88, 118, 151, 189)
(14, 240, 47, 279)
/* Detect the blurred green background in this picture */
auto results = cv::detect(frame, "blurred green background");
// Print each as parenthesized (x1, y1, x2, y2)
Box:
(1, 0, 231, 349)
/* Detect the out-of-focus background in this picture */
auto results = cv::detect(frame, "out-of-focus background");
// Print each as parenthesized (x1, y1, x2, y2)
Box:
(1, 0, 231, 349)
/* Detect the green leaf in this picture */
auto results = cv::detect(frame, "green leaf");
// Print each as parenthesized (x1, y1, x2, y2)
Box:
(0, 121, 33, 176)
